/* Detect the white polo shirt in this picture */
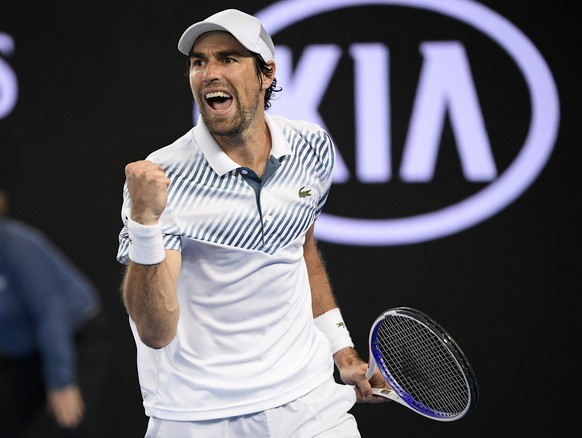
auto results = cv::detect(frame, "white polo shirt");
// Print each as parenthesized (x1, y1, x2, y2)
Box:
(117, 114, 337, 421)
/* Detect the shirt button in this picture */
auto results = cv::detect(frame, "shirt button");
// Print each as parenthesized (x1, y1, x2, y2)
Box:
(265, 215, 272, 222)
(241, 169, 249, 175)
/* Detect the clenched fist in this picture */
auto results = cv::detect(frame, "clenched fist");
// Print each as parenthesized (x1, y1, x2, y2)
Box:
(125, 160, 170, 225)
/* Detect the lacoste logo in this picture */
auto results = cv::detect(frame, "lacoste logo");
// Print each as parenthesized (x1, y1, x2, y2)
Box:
(336, 322, 346, 329)
(299, 186, 312, 198)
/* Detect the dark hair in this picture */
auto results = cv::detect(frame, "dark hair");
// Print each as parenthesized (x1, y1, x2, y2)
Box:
(254, 54, 281, 110)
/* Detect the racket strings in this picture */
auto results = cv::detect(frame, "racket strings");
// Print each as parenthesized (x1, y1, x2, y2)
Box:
(376, 316, 470, 417)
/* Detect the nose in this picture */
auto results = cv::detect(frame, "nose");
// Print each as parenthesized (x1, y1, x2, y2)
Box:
(203, 61, 219, 82)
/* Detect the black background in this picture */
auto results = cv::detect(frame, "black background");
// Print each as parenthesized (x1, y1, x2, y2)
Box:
(1, 0, 580, 436)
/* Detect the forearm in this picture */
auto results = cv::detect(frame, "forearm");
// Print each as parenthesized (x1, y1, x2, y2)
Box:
(121, 160, 179, 348)
(303, 226, 337, 317)
(303, 227, 356, 364)
(122, 253, 180, 349)
(309, 260, 337, 318)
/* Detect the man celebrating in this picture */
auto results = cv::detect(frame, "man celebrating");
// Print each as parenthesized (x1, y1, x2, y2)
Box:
(117, 9, 388, 437)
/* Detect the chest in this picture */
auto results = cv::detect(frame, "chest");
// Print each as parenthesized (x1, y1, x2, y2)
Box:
(165, 161, 323, 253)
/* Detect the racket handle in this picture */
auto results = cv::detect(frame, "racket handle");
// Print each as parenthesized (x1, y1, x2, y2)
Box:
(372, 387, 399, 403)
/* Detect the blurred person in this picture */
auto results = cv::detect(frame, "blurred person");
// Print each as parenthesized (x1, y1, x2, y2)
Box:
(117, 9, 389, 438)
(0, 189, 112, 437)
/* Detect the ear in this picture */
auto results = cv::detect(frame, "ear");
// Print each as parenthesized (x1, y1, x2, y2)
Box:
(261, 60, 276, 91)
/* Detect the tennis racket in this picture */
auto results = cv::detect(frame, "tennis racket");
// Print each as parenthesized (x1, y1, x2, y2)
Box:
(366, 307, 478, 421)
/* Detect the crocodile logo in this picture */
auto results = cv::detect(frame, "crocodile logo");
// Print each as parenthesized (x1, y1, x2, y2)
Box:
(299, 186, 312, 198)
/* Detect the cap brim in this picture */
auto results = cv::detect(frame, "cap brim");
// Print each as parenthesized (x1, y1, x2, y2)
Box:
(177, 22, 230, 55)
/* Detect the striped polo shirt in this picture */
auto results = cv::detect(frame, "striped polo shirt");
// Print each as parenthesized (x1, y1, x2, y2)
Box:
(116, 114, 338, 420)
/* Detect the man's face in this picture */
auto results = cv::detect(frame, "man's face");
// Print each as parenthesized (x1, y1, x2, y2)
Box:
(189, 31, 272, 139)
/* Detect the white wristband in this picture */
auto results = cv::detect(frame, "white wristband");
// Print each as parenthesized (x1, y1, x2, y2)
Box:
(314, 308, 354, 355)
(127, 218, 166, 265)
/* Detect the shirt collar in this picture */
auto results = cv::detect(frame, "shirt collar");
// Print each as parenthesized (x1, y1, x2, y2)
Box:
(265, 114, 292, 160)
(193, 114, 292, 176)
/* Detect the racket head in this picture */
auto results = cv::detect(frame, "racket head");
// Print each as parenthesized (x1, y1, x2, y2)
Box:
(369, 307, 479, 421)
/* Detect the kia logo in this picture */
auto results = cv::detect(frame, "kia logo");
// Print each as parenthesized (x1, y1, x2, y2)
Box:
(256, 0, 559, 245)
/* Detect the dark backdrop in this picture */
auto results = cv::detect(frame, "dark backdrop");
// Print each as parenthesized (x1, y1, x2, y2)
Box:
(1, 0, 579, 436)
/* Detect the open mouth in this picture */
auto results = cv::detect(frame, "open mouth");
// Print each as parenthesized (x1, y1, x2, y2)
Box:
(205, 91, 233, 111)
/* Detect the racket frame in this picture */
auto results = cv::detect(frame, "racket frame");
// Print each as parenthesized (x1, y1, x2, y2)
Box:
(367, 307, 479, 421)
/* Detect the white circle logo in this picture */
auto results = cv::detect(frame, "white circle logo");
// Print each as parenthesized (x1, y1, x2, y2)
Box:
(257, 0, 559, 245)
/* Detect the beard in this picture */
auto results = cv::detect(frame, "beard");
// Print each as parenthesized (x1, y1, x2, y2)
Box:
(198, 89, 260, 142)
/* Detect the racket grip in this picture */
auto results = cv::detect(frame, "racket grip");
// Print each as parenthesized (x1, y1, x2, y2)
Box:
(372, 387, 398, 402)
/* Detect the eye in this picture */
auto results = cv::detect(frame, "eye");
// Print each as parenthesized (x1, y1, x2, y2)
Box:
(190, 59, 205, 68)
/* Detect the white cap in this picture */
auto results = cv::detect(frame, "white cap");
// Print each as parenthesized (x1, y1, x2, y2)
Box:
(177, 9, 275, 62)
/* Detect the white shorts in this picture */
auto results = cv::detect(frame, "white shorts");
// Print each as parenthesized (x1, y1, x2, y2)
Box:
(144, 377, 360, 438)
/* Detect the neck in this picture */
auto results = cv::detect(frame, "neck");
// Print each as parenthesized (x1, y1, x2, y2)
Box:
(214, 116, 272, 177)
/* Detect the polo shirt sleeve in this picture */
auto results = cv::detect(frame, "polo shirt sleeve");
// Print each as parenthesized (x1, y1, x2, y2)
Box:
(313, 130, 336, 220)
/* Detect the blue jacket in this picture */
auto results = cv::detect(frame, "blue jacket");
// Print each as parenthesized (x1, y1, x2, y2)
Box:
(0, 217, 99, 390)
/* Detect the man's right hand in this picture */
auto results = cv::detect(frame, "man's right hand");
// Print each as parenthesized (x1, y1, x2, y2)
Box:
(125, 160, 170, 225)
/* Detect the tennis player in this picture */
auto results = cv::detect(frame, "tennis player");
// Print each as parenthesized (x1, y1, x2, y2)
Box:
(116, 9, 389, 437)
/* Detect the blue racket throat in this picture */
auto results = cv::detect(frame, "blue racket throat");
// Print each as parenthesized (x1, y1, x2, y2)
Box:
(367, 307, 479, 421)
